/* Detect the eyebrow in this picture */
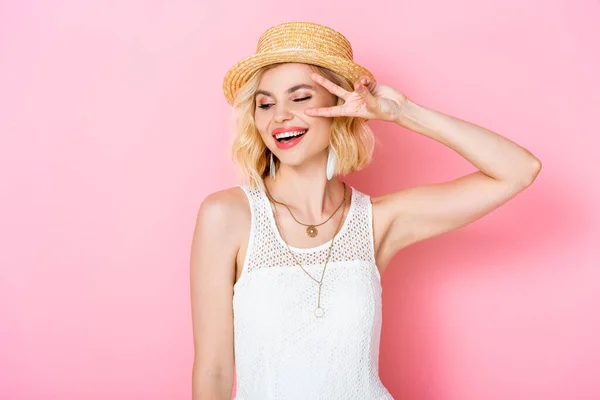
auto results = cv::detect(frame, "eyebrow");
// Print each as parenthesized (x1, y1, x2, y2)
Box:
(255, 84, 315, 98)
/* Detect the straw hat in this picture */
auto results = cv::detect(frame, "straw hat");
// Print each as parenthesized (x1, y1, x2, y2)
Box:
(222, 21, 375, 106)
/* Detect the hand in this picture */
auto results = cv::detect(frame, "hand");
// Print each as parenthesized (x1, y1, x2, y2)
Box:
(304, 73, 408, 123)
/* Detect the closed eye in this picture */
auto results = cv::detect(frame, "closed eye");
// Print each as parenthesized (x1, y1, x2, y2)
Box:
(295, 96, 312, 102)
(257, 96, 312, 110)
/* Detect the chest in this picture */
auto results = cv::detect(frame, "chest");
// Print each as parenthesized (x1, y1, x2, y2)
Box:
(233, 261, 382, 335)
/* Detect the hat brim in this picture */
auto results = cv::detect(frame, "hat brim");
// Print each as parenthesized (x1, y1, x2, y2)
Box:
(222, 49, 375, 106)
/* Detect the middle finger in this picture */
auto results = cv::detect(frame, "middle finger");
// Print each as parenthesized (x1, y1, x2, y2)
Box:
(311, 73, 350, 100)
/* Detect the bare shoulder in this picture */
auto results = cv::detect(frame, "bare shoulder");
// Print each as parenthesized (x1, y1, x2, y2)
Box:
(197, 186, 250, 232)
(370, 193, 401, 233)
(369, 194, 403, 271)
(370, 189, 426, 273)
(193, 186, 251, 270)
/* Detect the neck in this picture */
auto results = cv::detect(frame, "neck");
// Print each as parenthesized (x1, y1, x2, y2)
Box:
(265, 159, 346, 221)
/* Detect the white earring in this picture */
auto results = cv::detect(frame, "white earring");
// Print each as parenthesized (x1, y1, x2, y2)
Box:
(326, 147, 336, 180)
(270, 152, 276, 180)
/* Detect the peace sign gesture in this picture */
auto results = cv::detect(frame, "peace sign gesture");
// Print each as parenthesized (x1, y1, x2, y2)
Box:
(304, 73, 408, 123)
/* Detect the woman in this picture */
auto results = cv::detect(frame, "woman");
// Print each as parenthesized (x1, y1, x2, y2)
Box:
(190, 22, 541, 400)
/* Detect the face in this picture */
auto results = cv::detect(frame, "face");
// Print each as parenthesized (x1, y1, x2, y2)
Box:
(254, 63, 337, 167)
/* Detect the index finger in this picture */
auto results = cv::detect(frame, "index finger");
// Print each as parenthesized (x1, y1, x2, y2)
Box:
(305, 105, 344, 118)
(310, 73, 350, 100)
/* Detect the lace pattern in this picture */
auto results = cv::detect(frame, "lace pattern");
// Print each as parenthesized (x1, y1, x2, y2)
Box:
(239, 185, 376, 274)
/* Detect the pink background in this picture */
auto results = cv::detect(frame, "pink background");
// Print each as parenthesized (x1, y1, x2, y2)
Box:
(1, 1, 599, 399)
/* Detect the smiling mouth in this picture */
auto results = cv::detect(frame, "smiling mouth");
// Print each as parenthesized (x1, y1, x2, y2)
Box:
(274, 129, 308, 143)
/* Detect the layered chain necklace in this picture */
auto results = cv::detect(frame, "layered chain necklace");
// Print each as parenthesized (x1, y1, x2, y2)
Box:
(265, 184, 348, 318)
(266, 185, 346, 238)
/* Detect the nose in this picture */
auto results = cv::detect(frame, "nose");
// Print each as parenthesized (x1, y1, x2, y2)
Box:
(273, 103, 293, 123)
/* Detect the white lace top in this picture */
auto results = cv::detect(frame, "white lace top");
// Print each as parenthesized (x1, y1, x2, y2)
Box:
(233, 184, 393, 400)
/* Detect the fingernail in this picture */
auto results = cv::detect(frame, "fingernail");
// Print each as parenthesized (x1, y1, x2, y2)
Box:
(356, 84, 364, 92)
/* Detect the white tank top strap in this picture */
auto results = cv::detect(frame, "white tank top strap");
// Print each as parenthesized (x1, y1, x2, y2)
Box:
(236, 184, 263, 282)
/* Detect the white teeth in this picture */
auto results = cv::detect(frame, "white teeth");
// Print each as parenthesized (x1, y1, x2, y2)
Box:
(275, 130, 307, 140)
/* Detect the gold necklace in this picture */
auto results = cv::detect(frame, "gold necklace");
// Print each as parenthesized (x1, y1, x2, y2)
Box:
(268, 188, 348, 318)
(265, 184, 346, 238)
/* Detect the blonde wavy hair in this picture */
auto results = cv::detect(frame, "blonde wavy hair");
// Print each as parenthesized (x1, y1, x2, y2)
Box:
(229, 63, 375, 189)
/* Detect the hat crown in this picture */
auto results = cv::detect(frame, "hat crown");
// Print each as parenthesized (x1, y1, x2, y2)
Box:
(256, 22, 353, 61)
(223, 22, 374, 106)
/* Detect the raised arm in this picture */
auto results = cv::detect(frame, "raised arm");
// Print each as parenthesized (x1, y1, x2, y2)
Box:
(190, 189, 247, 400)
(374, 99, 542, 267)
(304, 73, 542, 270)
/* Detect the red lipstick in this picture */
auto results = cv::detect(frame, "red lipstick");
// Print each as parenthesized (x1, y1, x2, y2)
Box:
(272, 126, 307, 136)
(272, 126, 308, 150)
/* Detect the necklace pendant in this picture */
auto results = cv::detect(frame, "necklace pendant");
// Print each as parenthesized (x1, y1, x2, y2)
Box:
(315, 307, 324, 318)
(306, 225, 318, 238)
